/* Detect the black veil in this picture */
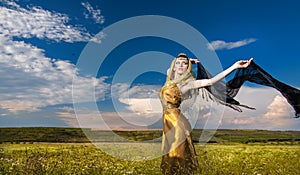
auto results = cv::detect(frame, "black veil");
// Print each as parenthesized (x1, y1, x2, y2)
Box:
(196, 61, 300, 118)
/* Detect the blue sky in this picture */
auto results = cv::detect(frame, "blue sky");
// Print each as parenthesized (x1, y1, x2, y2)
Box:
(1, 0, 300, 130)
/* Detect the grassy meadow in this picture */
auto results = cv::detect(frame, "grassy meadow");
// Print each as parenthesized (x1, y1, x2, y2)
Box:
(1, 143, 300, 174)
(0, 128, 300, 174)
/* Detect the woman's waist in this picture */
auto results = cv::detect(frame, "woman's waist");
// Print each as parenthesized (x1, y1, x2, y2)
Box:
(163, 103, 180, 109)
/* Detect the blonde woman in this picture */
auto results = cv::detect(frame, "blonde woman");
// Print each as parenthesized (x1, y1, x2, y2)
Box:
(159, 53, 252, 174)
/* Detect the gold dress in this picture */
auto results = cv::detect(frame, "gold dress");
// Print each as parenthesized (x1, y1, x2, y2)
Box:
(159, 82, 198, 175)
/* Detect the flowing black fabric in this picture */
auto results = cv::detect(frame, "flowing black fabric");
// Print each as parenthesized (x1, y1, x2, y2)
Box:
(197, 61, 300, 118)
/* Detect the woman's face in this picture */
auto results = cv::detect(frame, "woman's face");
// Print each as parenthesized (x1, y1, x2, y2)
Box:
(173, 58, 189, 76)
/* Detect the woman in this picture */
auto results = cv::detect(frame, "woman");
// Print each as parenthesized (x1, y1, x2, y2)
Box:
(159, 53, 252, 174)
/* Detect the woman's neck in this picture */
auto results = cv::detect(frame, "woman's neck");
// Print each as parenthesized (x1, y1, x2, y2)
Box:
(174, 73, 183, 80)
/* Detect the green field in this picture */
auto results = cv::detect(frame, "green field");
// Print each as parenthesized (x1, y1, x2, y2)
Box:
(1, 128, 300, 174)
(1, 127, 300, 144)
(1, 143, 299, 174)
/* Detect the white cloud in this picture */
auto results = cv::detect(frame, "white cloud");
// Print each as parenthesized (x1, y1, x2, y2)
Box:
(57, 85, 300, 130)
(0, 0, 102, 43)
(264, 95, 292, 119)
(119, 98, 162, 115)
(0, 35, 110, 113)
(112, 84, 161, 114)
(53, 84, 163, 128)
(0, 1, 108, 114)
(112, 84, 162, 126)
(57, 107, 150, 129)
(220, 86, 299, 130)
(207, 38, 256, 50)
(110, 84, 299, 130)
(0, 0, 20, 9)
(81, 2, 105, 24)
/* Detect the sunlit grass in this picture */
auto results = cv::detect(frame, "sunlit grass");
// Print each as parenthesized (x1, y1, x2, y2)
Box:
(196, 143, 300, 175)
(0, 143, 299, 174)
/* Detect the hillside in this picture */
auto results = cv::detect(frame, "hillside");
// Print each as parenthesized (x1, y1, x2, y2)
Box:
(0, 127, 300, 144)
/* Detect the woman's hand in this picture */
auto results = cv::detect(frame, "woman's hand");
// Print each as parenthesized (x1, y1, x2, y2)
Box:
(190, 58, 200, 64)
(235, 58, 253, 68)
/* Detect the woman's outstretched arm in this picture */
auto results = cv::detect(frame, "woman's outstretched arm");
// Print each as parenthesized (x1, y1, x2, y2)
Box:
(181, 58, 253, 93)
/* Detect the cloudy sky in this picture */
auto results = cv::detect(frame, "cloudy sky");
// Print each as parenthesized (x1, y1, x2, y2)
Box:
(1, 0, 300, 130)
